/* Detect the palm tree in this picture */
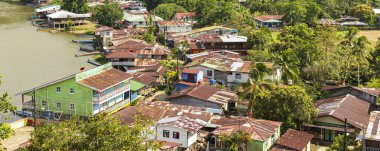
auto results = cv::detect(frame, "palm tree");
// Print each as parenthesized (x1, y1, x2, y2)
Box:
(272, 53, 299, 84)
(236, 63, 273, 115)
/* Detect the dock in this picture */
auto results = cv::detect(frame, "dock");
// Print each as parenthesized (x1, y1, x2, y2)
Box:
(75, 51, 101, 57)
(87, 59, 101, 66)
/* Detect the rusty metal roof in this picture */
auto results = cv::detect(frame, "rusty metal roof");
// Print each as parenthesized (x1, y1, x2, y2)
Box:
(116, 101, 213, 125)
(78, 68, 133, 91)
(273, 129, 313, 151)
(211, 116, 282, 141)
(316, 94, 376, 129)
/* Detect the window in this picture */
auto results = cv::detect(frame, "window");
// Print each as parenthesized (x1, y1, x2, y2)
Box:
(173, 132, 179, 139)
(105, 32, 110, 36)
(41, 101, 46, 107)
(56, 102, 61, 108)
(235, 73, 241, 79)
(70, 88, 75, 94)
(56, 87, 61, 93)
(227, 72, 233, 75)
(207, 70, 213, 77)
(70, 103, 75, 110)
(163, 130, 169, 138)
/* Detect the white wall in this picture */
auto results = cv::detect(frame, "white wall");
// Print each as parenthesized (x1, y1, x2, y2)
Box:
(227, 72, 249, 83)
(189, 65, 214, 79)
(159, 25, 192, 33)
(156, 125, 197, 148)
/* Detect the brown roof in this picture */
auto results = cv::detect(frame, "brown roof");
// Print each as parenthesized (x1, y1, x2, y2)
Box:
(316, 94, 376, 129)
(211, 116, 282, 141)
(78, 68, 133, 91)
(128, 64, 168, 77)
(134, 58, 159, 67)
(106, 50, 138, 59)
(168, 85, 219, 100)
(254, 15, 284, 22)
(137, 46, 170, 55)
(132, 73, 157, 85)
(115, 101, 213, 125)
(172, 12, 195, 20)
(273, 129, 313, 151)
(95, 26, 113, 35)
(157, 116, 206, 133)
(182, 68, 200, 74)
(237, 61, 251, 73)
(114, 39, 148, 51)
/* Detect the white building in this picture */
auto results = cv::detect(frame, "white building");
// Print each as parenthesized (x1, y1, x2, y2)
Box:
(123, 13, 163, 27)
(158, 20, 192, 34)
(155, 116, 207, 150)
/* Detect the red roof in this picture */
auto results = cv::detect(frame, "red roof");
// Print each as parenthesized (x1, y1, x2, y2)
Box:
(114, 39, 148, 51)
(273, 129, 313, 151)
(172, 12, 195, 20)
(106, 50, 138, 59)
(254, 15, 284, 22)
(182, 68, 200, 74)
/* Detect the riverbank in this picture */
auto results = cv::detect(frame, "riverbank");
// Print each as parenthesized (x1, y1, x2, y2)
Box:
(0, 1, 95, 114)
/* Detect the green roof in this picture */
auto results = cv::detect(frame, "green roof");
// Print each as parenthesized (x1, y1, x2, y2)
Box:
(130, 80, 145, 91)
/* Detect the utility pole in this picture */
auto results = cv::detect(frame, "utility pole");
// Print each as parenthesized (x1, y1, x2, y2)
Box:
(343, 118, 347, 151)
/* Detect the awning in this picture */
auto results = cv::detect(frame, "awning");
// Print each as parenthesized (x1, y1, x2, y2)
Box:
(130, 80, 145, 91)
(304, 124, 356, 133)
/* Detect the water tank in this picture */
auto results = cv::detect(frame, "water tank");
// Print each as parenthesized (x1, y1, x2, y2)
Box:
(210, 79, 215, 85)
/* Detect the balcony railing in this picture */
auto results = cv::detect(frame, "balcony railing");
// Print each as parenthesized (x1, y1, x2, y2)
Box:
(111, 61, 134, 66)
(365, 147, 380, 151)
(93, 85, 130, 103)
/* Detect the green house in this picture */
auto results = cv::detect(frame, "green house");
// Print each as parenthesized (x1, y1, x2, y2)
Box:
(20, 63, 133, 119)
(211, 117, 282, 151)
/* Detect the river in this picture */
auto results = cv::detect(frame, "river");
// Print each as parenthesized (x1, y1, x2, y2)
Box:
(0, 1, 95, 110)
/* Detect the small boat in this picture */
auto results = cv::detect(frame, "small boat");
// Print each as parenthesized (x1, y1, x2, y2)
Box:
(72, 40, 95, 43)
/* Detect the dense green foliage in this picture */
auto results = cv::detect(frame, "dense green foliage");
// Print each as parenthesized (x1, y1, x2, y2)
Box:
(152, 3, 187, 20)
(327, 134, 362, 151)
(92, 1, 124, 28)
(253, 86, 317, 131)
(60, 0, 88, 13)
(0, 76, 17, 149)
(22, 115, 160, 151)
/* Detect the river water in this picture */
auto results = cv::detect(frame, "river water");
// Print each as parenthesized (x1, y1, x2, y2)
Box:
(0, 1, 94, 108)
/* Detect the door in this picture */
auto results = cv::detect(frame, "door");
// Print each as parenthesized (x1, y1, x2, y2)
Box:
(324, 129, 335, 141)
(188, 74, 195, 82)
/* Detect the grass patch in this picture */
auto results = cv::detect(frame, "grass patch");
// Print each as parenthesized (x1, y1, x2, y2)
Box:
(92, 54, 108, 65)
(70, 21, 97, 35)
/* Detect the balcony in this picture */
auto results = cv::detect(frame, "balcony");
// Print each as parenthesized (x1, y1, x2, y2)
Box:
(93, 85, 130, 103)
(111, 61, 134, 66)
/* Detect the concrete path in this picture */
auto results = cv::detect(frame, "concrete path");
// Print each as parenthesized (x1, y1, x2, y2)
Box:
(316, 146, 327, 151)
(2, 126, 33, 151)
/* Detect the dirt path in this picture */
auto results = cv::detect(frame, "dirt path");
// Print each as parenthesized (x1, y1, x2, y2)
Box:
(2, 126, 33, 151)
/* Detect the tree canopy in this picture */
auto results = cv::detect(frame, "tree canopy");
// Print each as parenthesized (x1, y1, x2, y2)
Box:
(61, 0, 89, 13)
(23, 115, 161, 151)
(152, 3, 187, 20)
(92, 1, 124, 28)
